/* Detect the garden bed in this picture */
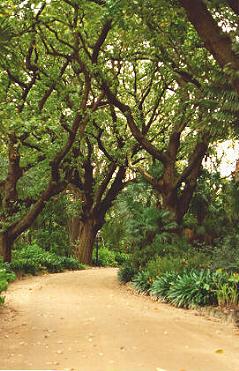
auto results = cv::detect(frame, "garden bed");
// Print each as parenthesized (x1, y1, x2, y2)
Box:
(196, 306, 239, 327)
(125, 282, 239, 328)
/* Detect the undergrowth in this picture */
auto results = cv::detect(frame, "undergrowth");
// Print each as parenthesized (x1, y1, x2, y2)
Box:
(10, 244, 86, 275)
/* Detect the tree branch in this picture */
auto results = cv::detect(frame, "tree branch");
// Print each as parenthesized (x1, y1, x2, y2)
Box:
(93, 163, 117, 208)
(92, 19, 112, 63)
(179, 0, 239, 92)
(101, 81, 168, 164)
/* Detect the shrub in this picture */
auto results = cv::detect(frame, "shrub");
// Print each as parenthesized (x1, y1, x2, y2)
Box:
(0, 266, 16, 304)
(167, 270, 219, 308)
(212, 235, 239, 272)
(41, 255, 64, 273)
(92, 247, 117, 267)
(150, 272, 179, 300)
(150, 269, 239, 308)
(144, 250, 211, 281)
(115, 251, 130, 266)
(183, 250, 211, 270)
(216, 272, 239, 306)
(10, 258, 41, 275)
(132, 271, 152, 293)
(145, 257, 184, 279)
(61, 256, 86, 270)
(11, 244, 84, 275)
(118, 263, 137, 283)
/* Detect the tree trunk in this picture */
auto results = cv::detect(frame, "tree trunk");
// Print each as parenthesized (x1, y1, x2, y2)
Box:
(0, 232, 12, 263)
(68, 216, 82, 247)
(71, 218, 98, 265)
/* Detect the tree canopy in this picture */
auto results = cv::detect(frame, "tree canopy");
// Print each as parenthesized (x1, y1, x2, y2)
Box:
(0, 0, 239, 264)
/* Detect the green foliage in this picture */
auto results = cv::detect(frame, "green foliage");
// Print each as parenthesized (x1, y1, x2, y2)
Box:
(115, 251, 130, 266)
(120, 232, 211, 280)
(217, 273, 239, 306)
(110, 182, 178, 271)
(10, 258, 40, 275)
(103, 181, 176, 257)
(132, 271, 152, 294)
(27, 197, 70, 256)
(0, 0, 238, 301)
(136, 246, 211, 280)
(187, 173, 239, 246)
(92, 246, 117, 267)
(0, 261, 16, 304)
(145, 256, 183, 278)
(150, 272, 179, 300)
(92, 246, 130, 267)
(0, 18, 14, 67)
(212, 234, 239, 272)
(150, 269, 239, 309)
(166, 270, 219, 308)
(10, 244, 85, 275)
(118, 263, 137, 284)
(60, 256, 84, 271)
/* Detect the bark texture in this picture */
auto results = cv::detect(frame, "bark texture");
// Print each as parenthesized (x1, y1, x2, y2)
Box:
(70, 218, 98, 265)
(179, 0, 239, 93)
(67, 162, 127, 264)
(0, 233, 12, 263)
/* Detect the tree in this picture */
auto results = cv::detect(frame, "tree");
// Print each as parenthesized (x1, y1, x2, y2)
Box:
(1, 0, 238, 264)
(66, 110, 129, 264)
(89, 31, 210, 223)
(179, 0, 239, 94)
(91, 0, 239, 224)
(0, 0, 112, 262)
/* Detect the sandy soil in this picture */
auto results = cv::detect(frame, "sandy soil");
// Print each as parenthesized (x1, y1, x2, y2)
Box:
(0, 268, 239, 371)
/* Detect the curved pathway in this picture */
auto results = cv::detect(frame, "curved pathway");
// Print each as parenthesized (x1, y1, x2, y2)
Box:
(0, 268, 239, 371)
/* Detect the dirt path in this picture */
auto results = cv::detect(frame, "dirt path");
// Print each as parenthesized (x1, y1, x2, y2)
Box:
(0, 268, 239, 371)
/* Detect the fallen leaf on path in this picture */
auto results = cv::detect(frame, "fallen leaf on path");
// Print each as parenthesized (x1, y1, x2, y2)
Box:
(215, 349, 224, 354)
